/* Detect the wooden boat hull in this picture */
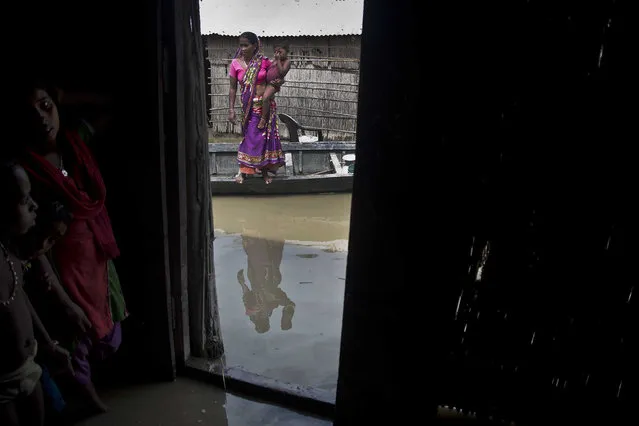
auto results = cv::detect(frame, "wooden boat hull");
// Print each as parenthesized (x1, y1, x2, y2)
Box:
(209, 142, 355, 195)
(210, 173, 354, 195)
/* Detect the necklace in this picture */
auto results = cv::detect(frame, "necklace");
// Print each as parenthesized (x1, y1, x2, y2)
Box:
(59, 155, 69, 177)
(0, 240, 19, 307)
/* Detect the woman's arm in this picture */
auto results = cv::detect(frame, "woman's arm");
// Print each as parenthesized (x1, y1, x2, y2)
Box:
(229, 76, 238, 124)
(33, 255, 92, 333)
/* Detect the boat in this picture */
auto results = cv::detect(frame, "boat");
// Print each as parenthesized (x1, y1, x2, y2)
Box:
(209, 141, 356, 195)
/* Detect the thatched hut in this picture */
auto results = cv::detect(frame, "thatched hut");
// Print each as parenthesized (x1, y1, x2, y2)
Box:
(200, 0, 363, 141)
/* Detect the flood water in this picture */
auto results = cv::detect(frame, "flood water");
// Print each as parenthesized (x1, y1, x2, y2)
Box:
(212, 193, 351, 400)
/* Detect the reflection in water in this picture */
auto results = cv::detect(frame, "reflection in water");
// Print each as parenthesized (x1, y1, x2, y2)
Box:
(237, 235, 295, 334)
(213, 194, 350, 395)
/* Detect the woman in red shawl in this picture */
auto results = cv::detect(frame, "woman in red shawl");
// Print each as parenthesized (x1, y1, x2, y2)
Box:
(14, 79, 126, 414)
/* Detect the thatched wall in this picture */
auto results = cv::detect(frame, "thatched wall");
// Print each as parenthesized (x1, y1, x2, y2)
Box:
(205, 34, 360, 141)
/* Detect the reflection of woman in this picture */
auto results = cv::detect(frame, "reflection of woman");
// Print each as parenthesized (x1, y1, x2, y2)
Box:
(13, 78, 126, 413)
(228, 31, 286, 185)
(237, 236, 295, 334)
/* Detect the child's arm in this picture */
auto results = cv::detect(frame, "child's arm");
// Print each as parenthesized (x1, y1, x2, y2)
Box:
(22, 287, 74, 375)
(22, 286, 55, 348)
(275, 57, 291, 77)
(282, 58, 291, 76)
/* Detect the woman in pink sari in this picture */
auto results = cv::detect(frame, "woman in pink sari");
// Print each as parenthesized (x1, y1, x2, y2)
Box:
(228, 31, 286, 184)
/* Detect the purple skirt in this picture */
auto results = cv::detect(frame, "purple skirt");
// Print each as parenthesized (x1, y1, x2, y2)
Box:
(72, 322, 122, 385)
(238, 96, 285, 174)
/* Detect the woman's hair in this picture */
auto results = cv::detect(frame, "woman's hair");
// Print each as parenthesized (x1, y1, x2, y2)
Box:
(10, 72, 61, 106)
(7, 74, 62, 128)
(239, 31, 259, 45)
(2, 73, 58, 155)
(5, 73, 70, 153)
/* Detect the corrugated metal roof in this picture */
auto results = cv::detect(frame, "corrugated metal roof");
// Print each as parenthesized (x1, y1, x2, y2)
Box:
(199, 0, 364, 37)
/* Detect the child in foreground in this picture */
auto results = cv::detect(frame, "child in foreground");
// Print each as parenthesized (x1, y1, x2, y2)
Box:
(0, 160, 73, 426)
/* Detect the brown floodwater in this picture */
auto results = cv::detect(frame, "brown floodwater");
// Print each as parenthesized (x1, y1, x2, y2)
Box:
(212, 193, 352, 243)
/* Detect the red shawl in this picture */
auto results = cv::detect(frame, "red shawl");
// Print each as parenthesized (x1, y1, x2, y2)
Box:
(20, 130, 120, 259)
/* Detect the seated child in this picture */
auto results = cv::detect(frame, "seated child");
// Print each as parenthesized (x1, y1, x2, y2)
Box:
(0, 160, 73, 426)
(19, 202, 74, 417)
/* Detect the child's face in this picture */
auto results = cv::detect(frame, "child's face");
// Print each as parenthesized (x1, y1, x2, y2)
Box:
(33, 222, 68, 258)
(5, 166, 38, 236)
(274, 47, 288, 59)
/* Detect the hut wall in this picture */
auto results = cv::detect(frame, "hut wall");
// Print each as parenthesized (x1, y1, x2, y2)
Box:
(206, 34, 360, 141)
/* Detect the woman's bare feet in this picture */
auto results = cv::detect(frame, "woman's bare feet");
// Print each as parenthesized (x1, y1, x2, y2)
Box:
(234, 172, 244, 184)
(81, 381, 109, 414)
(262, 170, 272, 184)
(257, 117, 267, 129)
